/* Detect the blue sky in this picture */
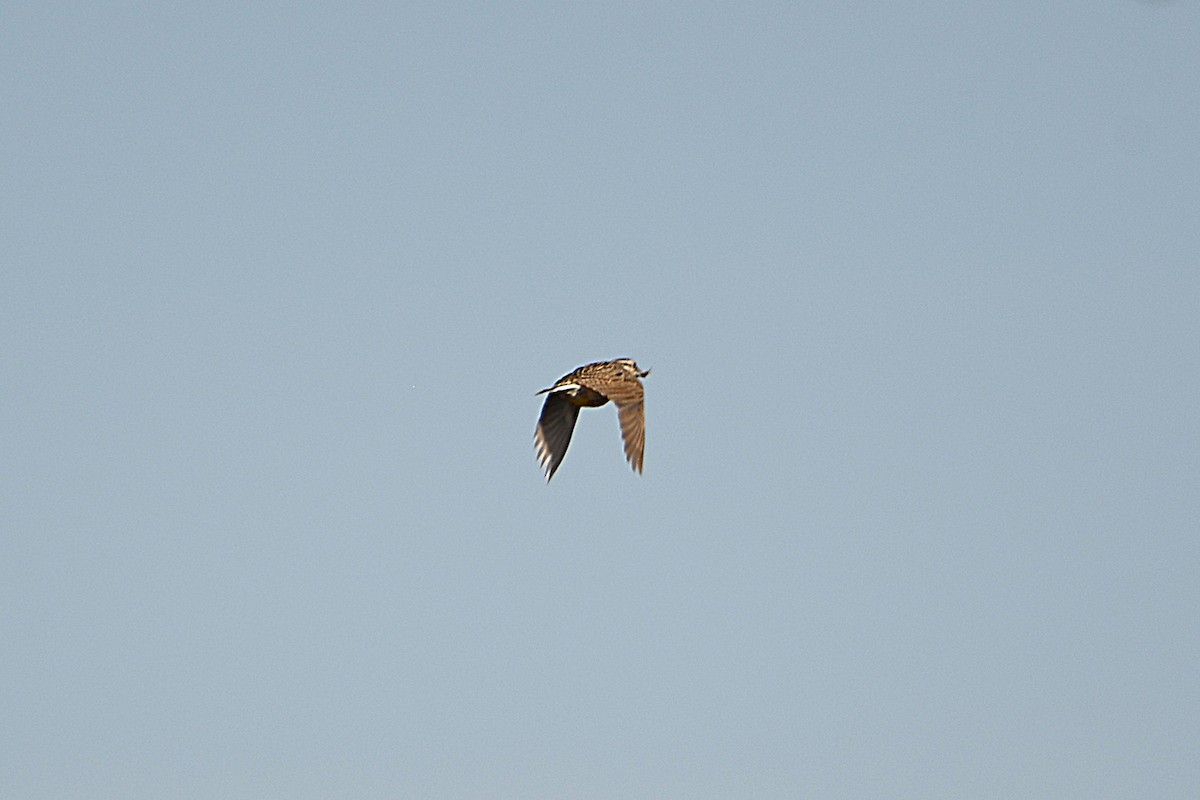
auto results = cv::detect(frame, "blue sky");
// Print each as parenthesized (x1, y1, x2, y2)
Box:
(3, 2, 1198, 797)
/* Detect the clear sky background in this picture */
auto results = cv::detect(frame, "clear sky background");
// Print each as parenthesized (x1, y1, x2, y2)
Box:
(3, 2, 1198, 798)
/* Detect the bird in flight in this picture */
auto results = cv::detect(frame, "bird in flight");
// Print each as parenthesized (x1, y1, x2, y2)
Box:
(533, 358, 650, 481)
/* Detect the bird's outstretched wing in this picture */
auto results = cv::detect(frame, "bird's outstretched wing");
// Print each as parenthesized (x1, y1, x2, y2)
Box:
(534, 392, 581, 481)
(574, 369, 645, 474)
(616, 398, 645, 473)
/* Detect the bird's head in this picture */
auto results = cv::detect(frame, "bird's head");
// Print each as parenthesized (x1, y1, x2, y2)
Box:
(615, 358, 651, 379)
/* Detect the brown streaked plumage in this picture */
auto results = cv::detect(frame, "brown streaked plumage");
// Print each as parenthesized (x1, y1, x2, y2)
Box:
(533, 358, 650, 481)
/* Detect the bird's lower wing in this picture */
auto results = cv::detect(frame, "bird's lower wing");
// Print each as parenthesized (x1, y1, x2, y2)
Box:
(534, 393, 580, 480)
(616, 400, 645, 473)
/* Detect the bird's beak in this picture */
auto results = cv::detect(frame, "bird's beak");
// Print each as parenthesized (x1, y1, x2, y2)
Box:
(640, 367, 651, 378)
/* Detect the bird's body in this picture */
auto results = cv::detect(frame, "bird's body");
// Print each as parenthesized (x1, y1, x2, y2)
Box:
(534, 358, 650, 480)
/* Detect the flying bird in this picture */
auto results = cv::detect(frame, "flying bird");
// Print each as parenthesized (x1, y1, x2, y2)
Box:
(533, 358, 650, 481)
